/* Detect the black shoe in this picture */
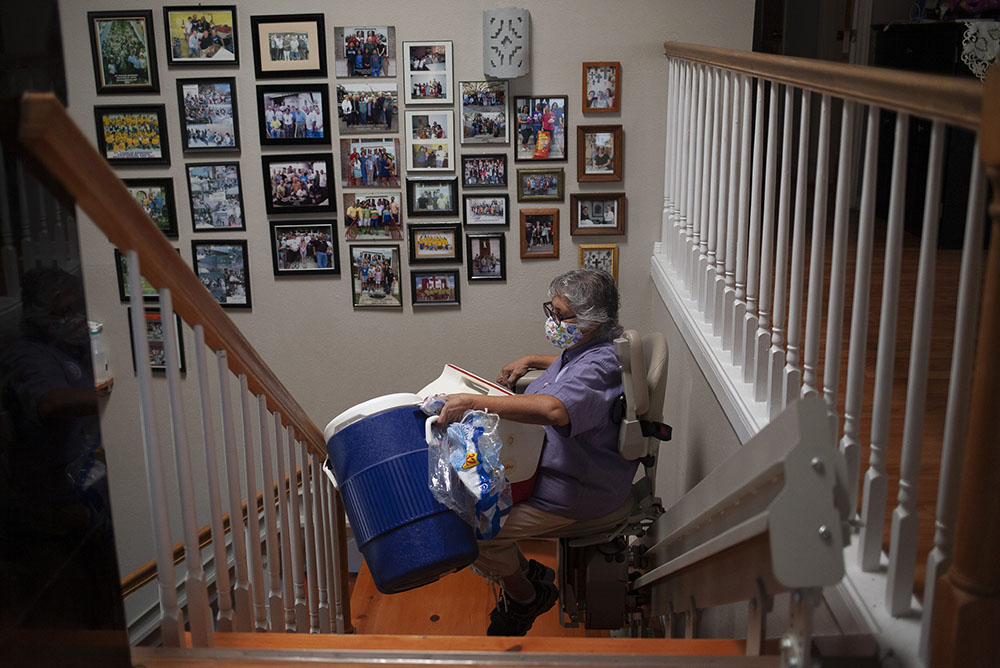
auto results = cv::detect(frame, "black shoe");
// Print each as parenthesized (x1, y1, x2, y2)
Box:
(487, 579, 559, 636)
(524, 558, 555, 585)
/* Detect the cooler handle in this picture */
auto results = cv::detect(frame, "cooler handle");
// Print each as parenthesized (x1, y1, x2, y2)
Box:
(322, 458, 339, 490)
(425, 414, 440, 447)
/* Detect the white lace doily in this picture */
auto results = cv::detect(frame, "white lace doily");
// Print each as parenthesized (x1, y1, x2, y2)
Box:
(961, 19, 1000, 80)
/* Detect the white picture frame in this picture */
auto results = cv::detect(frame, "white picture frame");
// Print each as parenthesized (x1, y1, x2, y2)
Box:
(404, 110, 455, 173)
(403, 40, 453, 105)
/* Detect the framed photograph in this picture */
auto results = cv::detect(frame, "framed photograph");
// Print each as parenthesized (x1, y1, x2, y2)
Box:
(256, 84, 330, 146)
(578, 125, 623, 182)
(94, 105, 169, 166)
(127, 307, 185, 373)
(411, 269, 460, 306)
(337, 82, 398, 134)
(520, 209, 559, 259)
(403, 41, 454, 105)
(191, 240, 251, 308)
(406, 178, 459, 218)
(513, 95, 568, 162)
(88, 10, 159, 94)
(582, 62, 621, 113)
(334, 26, 397, 78)
(405, 110, 455, 172)
(463, 194, 509, 227)
(177, 78, 240, 152)
(185, 163, 244, 231)
(408, 223, 462, 263)
(579, 243, 619, 281)
(261, 153, 335, 215)
(517, 167, 565, 202)
(467, 233, 506, 281)
(340, 137, 400, 188)
(461, 153, 507, 188)
(124, 178, 178, 238)
(163, 7, 238, 66)
(570, 193, 626, 235)
(343, 192, 403, 241)
(269, 220, 339, 275)
(460, 80, 509, 144)
(115, 248, 162, 302)
(250, 14, 327, 78)
(349, 245, 402, 308)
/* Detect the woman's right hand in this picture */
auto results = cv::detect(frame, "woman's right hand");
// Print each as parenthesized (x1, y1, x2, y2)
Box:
(497, 356, 532, 390)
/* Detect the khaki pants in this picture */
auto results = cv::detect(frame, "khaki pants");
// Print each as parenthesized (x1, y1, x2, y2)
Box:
(471, 503, 577, 579)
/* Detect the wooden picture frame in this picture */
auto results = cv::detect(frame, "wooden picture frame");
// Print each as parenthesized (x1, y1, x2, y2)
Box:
(256, 83, 331, 146)
(461, 153, 507, 188)
(460, 80, 509, 144)
(582, 62, 621, 113)
(333, 26, 397, 78)
(343, 192, 403, 241)
(250, 14, 327, 79)
(191, 240, 252, 308)
(269, 220, 339, 275)
(517, 167, 564, 202)
(405, 110, 455, 173)
(349, 244, 402, 308)
(88, 10, 159, 94)
(163, 6, 238, 66)
(127, 306, 185, 373)
(115, 248, 162, 302)
(408, 223, 462, 263)
(403, 40, 454, 105)
(124, 178, 179, 238)
(406, 177, 459, 217)
(261, 153, 335, 215)
(411, 269, 460, 306)
(463, 193, 509, 227)
(520, 209, 559, 259)
(513, 95, 568, 162)
(94, 105, 170, 166)
(467, 233, 506, 281)
(185, 162, 245, 231)
(177, 77, 240, 153)
(577, 125, 623, 182)
(570, 193, 626, 235)
(578, 243, 619, 281)
(336, 82, 398, 135)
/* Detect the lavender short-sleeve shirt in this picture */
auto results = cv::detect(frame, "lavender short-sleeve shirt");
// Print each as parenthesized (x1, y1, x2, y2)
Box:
(523, 339, 636, 520)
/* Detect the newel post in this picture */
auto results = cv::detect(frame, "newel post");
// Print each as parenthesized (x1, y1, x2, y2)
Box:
(929, 64, 1000, 667)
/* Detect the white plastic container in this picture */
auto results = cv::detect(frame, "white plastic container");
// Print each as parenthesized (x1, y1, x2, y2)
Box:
(88, 321, 110, 383)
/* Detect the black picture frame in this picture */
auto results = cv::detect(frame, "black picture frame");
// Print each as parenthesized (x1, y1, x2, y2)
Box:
(127, 306, 186, 373)
(466, 233, 506, 281)
(124, 177, 179, 238)
(185, 162, 246, 232)
(349, 244, 402, 308)
(463, 193, 509, 228)
(88, 9, 159, 94)
(250, 13, 328, 79)
(408, 222, 462, 264)
(163, 6, 239, 67)
(269, 220, 339, 276)
(261, 153, 336, 215)
(94, 104, 170, 166)
(176, 77, 240, 153)
(115, 248, 163, 302)
(191, 240, 252, 308)
(461, 153, 507, 188)
(405, 177, 459, 218)
(343, 192, 403, 241)
(256, 83, 331, 146)
(411, 269, 460, 307)
(513, 95, 568, 162)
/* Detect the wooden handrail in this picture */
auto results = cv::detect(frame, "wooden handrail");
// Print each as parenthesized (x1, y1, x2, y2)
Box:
(664, 42, 982, 130)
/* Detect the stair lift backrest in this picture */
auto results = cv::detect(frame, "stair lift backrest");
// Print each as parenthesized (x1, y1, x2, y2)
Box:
(615, 330, 669, 462)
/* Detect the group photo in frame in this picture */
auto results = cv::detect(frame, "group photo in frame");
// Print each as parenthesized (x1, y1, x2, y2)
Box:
(406, 110, 454, 172)
(94, 104, 170, 166)
(461, 153, 507, 188)
(582, 62, 621, 113)
(250, 14, 327, 78)
(411, 269, 460, 307)
(192, 240, 251, 308)
(343, 192, 403, 241)
(337, 82, 397, 134)
(460, 80, 509, 144)
(520, 209, 559, 259)
(115, 248, 163, 301)
(163, 6, 238, 65)
(514, 95, 567, 161)
(406, 178, 459, 218)
(177, 78, 240, 152)
(334, 26, 396, 78)
(256, 83, 330, 146)
(570, 193, 626, 235)
(467, 233, 506, 281)
(517, 167, 564, 202)
(125, 177, 178, 238)
(127, 307, 185, 373)
(408, 223, 462, 263)
(185, 162, 244, 231)
(579, 243, 619, 281)
(403, 41, 454, 105)
(269, 220, 339, 275)
(340, 138, 400, 188)
(261, 153, 334, 214)
(578, 125, 624, 182)
(88, 9, 159, 94)
(350, 245, 402, 308)
(463, 193, 509, 227)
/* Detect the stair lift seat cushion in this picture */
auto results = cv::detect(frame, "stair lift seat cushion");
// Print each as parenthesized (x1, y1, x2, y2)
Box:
(325, 393, 479, 594)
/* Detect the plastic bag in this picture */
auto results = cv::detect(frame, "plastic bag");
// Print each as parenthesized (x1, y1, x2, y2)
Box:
(423, 397, 512, 539)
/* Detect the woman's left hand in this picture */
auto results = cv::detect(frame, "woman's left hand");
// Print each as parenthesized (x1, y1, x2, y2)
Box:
(439, 393, 477, 424)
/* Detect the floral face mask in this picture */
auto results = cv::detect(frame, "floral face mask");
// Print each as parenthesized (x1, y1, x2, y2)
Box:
(544, 316, 585, 349)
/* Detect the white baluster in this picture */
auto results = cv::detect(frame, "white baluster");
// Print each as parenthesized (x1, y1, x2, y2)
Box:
(300, 445, 320, 633)
(126, 251, 181, 646)
(677, 63, 692, 264)
(886, 121, 945, 616)
(702, 68, 721, 315)
(801, 95, 833, 399)
(754, 82, 781, 401)
(329, 485, 348, 633)
(160, 289, 213, 647)
(731, 75, 753, 362)
(662, 60, 674, 244)
(0, 144, 20, 296)
(257, 395, 283, 631)
(680, 63, 695, 271)
(740, 78, 766, 377)
(318, 461, 337, 633)
(713, 71, 732, 337)
(783, 91, 812, 407)
(274, 417, 297, 632)
(193, 326, 234, 632)
(918, 149, 987, 661)
(239, 375, 267, 631)
(286, 430, 308, 632)
(688, 65, 706, 290)
(312, 455, 332, 632)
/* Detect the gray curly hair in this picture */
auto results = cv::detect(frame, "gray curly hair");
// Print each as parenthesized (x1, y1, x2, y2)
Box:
(549, 268, 623, 341)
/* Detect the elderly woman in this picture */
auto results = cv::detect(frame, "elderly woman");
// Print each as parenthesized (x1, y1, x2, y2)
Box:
(440, 268, 634, 636)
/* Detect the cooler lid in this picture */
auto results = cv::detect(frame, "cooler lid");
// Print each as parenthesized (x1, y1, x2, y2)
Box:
(324, 392, 423, 442)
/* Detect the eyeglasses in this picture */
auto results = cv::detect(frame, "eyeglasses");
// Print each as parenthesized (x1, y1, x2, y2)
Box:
(542, 301, 576, 324)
